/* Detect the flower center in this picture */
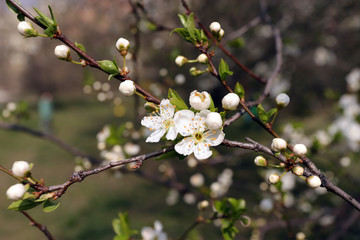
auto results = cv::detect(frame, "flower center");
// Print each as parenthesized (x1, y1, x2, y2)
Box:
(195, 92, 206, 102)
(194, 132, 204, 142)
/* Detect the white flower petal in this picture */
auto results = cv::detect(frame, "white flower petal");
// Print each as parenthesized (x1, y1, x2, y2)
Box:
(146, 129, 167, 142)
(141, 116, 163, 128)
(165, 126, 177, 140)
(194, 142, 212, 160)
(205, 129, 225, 146)
(174, 110, 194, 136)
(175, 138, 195, 156)
(160, 99, 175, 117)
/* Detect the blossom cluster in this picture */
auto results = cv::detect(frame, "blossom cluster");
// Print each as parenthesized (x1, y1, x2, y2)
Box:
(141, 90, 230, 160)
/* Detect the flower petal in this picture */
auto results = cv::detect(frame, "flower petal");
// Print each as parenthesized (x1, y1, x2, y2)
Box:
(194, 142, 212, 160)
(174, 110, 194, 136)
(141, 116, 162, 129)
(205, 129, 225, 146)
(160, 99, 175, 118)
(165, 126, 177, 140)
(146, 128, 166, 142)
(175, 138, 195, 156)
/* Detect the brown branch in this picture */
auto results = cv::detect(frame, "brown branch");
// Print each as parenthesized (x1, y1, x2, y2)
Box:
(33, 146, 174, 198)
(21, 211, 55, 240)
(0, 121, 100, 164)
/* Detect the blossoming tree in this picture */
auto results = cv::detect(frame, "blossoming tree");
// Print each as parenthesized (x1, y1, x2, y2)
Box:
(1, 0, 360, 239)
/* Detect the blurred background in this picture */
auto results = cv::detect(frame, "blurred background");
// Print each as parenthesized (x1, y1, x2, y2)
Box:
(0, 0, 360, 239)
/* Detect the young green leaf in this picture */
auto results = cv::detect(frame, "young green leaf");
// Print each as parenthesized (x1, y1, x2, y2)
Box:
(98, 60, 120, 75)
(8, 199, 43, 211)
(168, 88, 188, 110)
(234, 82, 245, 99)
(43, 199, 60, 213)
(257, 104, 269, 123)
(112, 212, 138, 239)
(219, 59, 233, 81)
(33, 7, 55, 27)
(268, 108, 278, 118)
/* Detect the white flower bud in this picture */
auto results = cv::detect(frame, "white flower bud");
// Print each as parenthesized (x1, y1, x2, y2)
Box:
(175, 55, 188, 66)
(219, 28, 225, 38)
(6, 183, 26, 200)
(222, 93, 240, 110)
(292, 166, 304, 176)
(115, 38, 130, 56)
(293, 144, 307, 156)
(119, 80, 136, 96)
(209, 22, 221, 33)
(54, 45, 71, 61)
(271, 138, 287, 152)
(197, 200, 209, 210)
(268, 173, 281, 184)
(254, 156, 267, 167)
(12, 161, 31, 177)
(189, 90, 211, 110)
(197, 54, 208, 64)
(276, 93, 290, 108)
(205, 112, 223, 130)
(17, 21, 38, 37)
(306, 175, 322, 188)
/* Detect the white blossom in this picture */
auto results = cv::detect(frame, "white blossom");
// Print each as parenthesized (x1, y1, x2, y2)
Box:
(205, 112, 223, 130)
(6, 183, 26, 200)
(293, 144, 307, 156)
(174, 110, 225, 160)
(141, 221, 167, 240)
(141, 99, 178, 142)
(54, 45, 71, 60)
(189, 90, 211, 110)
(222, 93, 240, 110)
(11, 161, 31, 177)
(209, 22, 221, 33)
(268, 173, 281, 184)
(307, 175, 322, 188)
(115, 38, 130, 51)
(271, 138, 287, 151)
(275, 93, 290, 108)
(119, 80, 136, 96)
(254, 156, 267, 167)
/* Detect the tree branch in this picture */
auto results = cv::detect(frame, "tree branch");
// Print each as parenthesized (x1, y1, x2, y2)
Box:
(21, 211, 54, 240)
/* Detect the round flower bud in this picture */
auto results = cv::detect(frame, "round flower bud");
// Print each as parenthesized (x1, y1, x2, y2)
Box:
(219, 29, 225, 38)
(306, 175, 322, 188)
(271, 138, 287, 152)
(276, 93, 290, 108)
(115, 38, 130, 56)
(222, 93, 240, 110)
(189, 67, 202, 76)
(17, 21, 38, 37)
(54, 45, 71, 61)
(254, 156, 268, 167)
(197, 200, 209, 210)
(292, 166, 304, 176)
(12, 161, 31, 177)
(197, 54, 208, 64)
(6, 183, 26, 200)
(209, 22, 221, 33)
(119, 80, 136, 96)
(189, 90, 211, 110)
(206, 112, 223, 130)
(268, 173, 281, 184)
(175, 56, 188, 67)
(293, 144, 307, 156)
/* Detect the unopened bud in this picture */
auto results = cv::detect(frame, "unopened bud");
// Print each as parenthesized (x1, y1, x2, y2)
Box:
(175, 56, 188, 67)
(271, 138, 287, 152)
(6, 183, 26, 200)
(276, 93, 290, 108)
(293, 144, 307, 156)
(197, 54, 208, 64)
(197, 200, 209, 210)
(12, 161, 31, 177)
(206, 112, 223, 130)
(17, 21, 38, 37)
(209, 22, 221, 33)
(292, 166, 304, 176)
(54, 45, 71, 61)
(144, 102, 158, 112)
(268, 173, 281, 184)
(307, 175, 322, 188)
(222, 93, 240, 110)
(254, 156, 268, 167)
(116, 38, 130, 56)
(119, 80, 136, 96)
(189, 90, 211, 110)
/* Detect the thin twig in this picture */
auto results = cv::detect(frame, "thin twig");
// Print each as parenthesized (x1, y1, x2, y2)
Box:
(21, 211, 55, 240)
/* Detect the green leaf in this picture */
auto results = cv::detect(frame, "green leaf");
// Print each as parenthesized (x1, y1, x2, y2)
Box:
(267, 108, 278, 118)
(6, 0, 20, 14)
(47, 5, 57, 25)
(257, 104, 268, 123)
(209, 94, 217, 112)
(43, 23, 57, 37)
(219, 59, 233, 81)
(33, 7, 55, 27)
(75, 42, 86, 53)
(43, 199, 60, 213)
(178, 14, 188, 27)
(234, 82, 245, 99)
(112, 212, 138, 238)
(8, 199, 43, 211)
(168, 88, 188, 110)
(17, 13, 25, 21)
(171, 28, 192, 42)
(98, 60, 120, 75)
(185, 13, 196, 40)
